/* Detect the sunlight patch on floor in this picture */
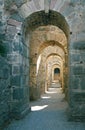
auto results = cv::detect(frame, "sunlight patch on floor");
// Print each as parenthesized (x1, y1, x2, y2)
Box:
(45, 91, 57, 94)
(41, 96, 51, 99)
(45, 87, 62, 94)
(31, 105, 48, 111)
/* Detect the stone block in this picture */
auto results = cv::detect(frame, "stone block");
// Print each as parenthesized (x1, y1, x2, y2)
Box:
(0, 80, 6, 92)
(0, 1, 4, 6)
(80, 53, 85, 62)
(73, 41, 85, 50)
(26, 58, 29, 67)
(11, 0, 27, 7)
(0, 24, 6, 34)
(69, 77, 80, 89)
(23, 66, 29, 75)
(0, 34, 5, 41)
(12, 41, 23, 53)
(80, 77, 85, 90)
(73, 66, 84, 75)
(26, 76, 29, 86)
(11, 101, 30, 119)
(13, 88, 24, 100)
(0, 112, 9, 129)
(12, 65, 20, 75)
(23, 45, 28, 57)
(3, 67, 10, 79)
(11, 75, 21, 86)
(29, 87, 40, 101)
(70, 53, 80, 62)
(6, 25, 17, 36)
(72, 92, 85, 104)
(21, 75, 26, 85)
(0, 89, 10, 103)
(7, 19, 22, 27)
(0, 101, 9, 115)
(2, 41, 12, 54)
(7, 53, 23, 64)
(0, 56, 10, 128)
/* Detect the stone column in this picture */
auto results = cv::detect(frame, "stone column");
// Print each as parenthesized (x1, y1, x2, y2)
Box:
(64, 54, 68, 99)
(68, 41, 85, 120)
(0, 1, 11, 127)
(6, 18, 30, 119)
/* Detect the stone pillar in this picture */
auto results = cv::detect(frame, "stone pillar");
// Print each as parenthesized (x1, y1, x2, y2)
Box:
(0, 56, 10, 127)
(64, 54, 68, 99)
(68, 41, 85, 121)
(0, 1, 11, 128)
(6, 18, 30, 119)
(30, 55, 40, 100)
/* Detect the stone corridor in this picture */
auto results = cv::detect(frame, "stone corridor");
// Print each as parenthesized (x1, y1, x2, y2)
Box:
(4, 83, 85, 130)
(0, 0, 85, 128)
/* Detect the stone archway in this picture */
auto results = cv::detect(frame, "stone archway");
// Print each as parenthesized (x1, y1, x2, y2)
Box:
(45, 54, 63, 91)
(5, 9, 69, 118)
(1, 1, 84, 125)
(54, 68, 60, 81)
(24, 11, 69, 100)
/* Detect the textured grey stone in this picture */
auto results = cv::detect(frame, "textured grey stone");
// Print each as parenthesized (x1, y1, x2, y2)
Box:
(7, 53, 23, 64)
(73, 66, 84, 75)
(11, 75, 21, 86)
(0, 0, 85, 128)
(12, 65, 20, 75)
(0, 56, 10, 128)
(13, 88, 24, 100)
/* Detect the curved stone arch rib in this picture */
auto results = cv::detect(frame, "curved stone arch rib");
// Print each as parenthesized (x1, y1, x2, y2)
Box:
(52, 64, 61, 69)
(46, 53, 64, 63)
(38, 40, 66, 55)
(24, 10, 69, 41)
(49, 62, 62, 68)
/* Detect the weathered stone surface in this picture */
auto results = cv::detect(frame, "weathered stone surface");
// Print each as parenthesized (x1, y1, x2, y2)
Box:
(11, 75, 21, 86)
(7, 19, 22, 27)
(7, 53, 23, 64)
(5, 0, 27, 9)
(0, 56, 10, 128)
(0, 0, 85, 128)
(12, 65, 21, 75)
(13, 87, 24, 100)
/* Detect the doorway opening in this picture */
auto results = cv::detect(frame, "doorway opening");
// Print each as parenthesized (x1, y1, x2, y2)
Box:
(54, 68, 60, 82)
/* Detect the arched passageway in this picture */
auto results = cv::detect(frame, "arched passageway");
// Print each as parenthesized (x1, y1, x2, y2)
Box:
(0, 1, 85, 128)
(4, 81, 85, 130)
(24, 11, 69, 100)
(53, 68, 60, 81)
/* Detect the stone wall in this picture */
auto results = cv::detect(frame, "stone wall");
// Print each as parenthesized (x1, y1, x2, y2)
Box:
(68, 41, 85, 120)
(68, 3, 85, 120)
(0, 56, 10, 128)
(6, 18, 30, 119)
(29, 25, 67, 100)
(0, 0, 85, 127)
(0, 1, 11, 128)
(0, 1, 30, 127)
